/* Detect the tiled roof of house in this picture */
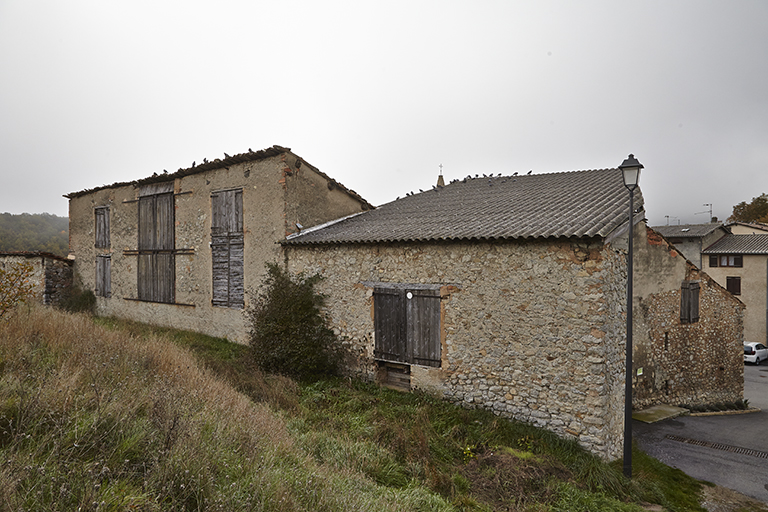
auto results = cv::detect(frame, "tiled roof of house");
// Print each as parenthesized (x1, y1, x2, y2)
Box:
(651, 223, 724, 239)
(65, 145, 373, 209)
(702, 234, 768, 254)
(284, 167, 642, 245)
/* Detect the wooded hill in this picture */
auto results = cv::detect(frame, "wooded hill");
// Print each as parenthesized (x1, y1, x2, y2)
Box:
(0, 212, 69, 256)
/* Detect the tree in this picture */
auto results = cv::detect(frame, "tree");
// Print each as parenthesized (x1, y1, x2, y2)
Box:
(0, 261, 36, 320)
(728, 193, 768, 223)
(245, 263, 342, 380)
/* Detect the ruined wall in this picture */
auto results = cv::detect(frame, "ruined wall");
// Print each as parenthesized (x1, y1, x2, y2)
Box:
(633, 225, 744, 408)
(68, 151, 367, 342)
(286, 238, 628, 460)
(43, 256, 73, 305)
(0, 254, 46, 303)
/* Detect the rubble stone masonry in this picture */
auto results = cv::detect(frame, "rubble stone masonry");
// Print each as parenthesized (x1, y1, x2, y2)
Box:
(286, 238, 628, 460)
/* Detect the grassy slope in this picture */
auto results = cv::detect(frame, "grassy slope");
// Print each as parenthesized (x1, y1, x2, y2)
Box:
(0, 307, 741, 511)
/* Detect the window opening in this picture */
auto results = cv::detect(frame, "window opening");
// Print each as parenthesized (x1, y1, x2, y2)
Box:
(374, 286, 441, 367)
(211, 189, 244, 308)
(137, 191, 175, 303)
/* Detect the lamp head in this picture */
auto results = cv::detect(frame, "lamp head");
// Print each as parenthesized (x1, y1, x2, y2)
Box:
(619, 154, 643, 191)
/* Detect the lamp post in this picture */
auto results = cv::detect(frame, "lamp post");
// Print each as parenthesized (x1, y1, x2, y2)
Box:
(618, 154, 643, 479)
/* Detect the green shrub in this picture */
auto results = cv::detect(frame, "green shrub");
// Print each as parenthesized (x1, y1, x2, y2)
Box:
(57, 282, 96, 314)
(246, 263, 341, 380)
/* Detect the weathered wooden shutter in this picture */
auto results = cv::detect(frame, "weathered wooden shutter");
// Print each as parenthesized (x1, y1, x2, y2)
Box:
(95, 256, 111, 298)
(211, 189, 244, 308)
(374, 287, 407, 362)
(681, 281, 700, 324)
(408, 289, 441, 367)
(689, 282, 700, 323)
(374, 286, 441, 367)
(138, 189, 175, 303)
(95, 207, 110, 248)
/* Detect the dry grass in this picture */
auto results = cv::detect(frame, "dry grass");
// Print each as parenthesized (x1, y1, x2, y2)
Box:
(0, 306, 453, 511)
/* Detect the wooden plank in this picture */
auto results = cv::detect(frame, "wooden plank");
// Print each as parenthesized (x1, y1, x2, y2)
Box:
(408, 289, 441, 367)
(95, 207, 110, 248)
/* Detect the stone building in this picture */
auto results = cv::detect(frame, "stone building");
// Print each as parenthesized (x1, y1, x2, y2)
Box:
(66, 145, 371, 342)
(283, 167, 635, 459)
(632, 225, 744, 409)
(0, 252, 73, 305)
(651, 222, 728, 269)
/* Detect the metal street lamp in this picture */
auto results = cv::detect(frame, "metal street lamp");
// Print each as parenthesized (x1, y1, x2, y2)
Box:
(618, 153, 643, 479)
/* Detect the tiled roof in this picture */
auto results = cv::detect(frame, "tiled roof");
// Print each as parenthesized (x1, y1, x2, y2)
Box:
(65, 145, 373, 209)
(702, 234, 768, 254)
(284, 167, 642, 245)
(651, 223, 724, 239)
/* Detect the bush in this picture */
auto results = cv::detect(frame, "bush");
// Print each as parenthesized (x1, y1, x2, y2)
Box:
(0, 260, 36, 320)
(57, 282, 96, 314)
(246, 263, 341, 380)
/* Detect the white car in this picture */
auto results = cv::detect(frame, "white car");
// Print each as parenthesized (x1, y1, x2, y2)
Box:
(744, 342, 768, 364)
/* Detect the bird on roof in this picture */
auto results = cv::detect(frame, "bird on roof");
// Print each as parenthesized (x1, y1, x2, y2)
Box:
(513, 172, 518, 175)
(419, 189, 423, 192)
(527, 170, 532, 175)
(203, 158, 208, 164)
(224, 153, 230, 158)
(191, 161, 196, 167)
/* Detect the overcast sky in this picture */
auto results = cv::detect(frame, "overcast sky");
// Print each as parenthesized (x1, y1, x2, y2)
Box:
(1, 1, 766, 227)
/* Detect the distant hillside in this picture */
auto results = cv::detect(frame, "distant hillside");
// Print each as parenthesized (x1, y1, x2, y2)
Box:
(0, 212, 69, 256)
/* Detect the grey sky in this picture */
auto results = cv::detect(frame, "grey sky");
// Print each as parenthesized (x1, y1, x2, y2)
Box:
(1, 1, 766, 227)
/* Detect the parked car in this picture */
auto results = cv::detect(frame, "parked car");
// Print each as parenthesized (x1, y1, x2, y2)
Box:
(744, 342, 768, 364)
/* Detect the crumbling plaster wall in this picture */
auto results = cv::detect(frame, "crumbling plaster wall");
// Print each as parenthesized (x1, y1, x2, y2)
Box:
(633, 224, 744, 408)
(285, 238, 628, 460)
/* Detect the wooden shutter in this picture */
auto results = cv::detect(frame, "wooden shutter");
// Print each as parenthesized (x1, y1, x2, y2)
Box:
(137, 191, 175, 303)
(95, 256, 111, 298)
(407, 289, 441, 367)
(726, 277, 741, 296)
(95, 207, 110, 248)
(680, 281, 700, 324)
(374, 286, 441, 367)
(374, 288, 407, 362)
(211, 190, 244, 308)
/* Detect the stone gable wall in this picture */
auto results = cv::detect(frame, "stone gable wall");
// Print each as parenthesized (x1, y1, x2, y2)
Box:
(286, 238, 628, 460)
(633, 225, 744, 408)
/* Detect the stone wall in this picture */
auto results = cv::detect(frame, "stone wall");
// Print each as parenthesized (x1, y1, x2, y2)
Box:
(633, 225, 744, 408)
(286, 237, 628, 460)
(67, 151, 367, 343)
(0, 253, 72, 306)
(43, 256, 73, 305)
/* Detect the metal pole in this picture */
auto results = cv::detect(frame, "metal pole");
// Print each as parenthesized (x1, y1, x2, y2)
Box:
(623, 188, 634, 479)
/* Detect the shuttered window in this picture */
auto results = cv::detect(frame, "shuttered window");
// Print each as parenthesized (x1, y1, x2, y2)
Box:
(211, 189, 244, 308)
(680, 280, 700, 324)
(95, 255, 111, 298)
(374, 286, 441, 367)
(726, 276, 741, 296)
(137, 190, 175, 303)
(95, 207, 110, 248)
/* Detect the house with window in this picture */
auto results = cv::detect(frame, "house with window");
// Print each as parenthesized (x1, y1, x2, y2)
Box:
(66, 145, 371, 341)
(632, 227, 744, 409)
(282, 167, 745, 459)
(703, 221, 768, 345)
(650, 222, 728, 269)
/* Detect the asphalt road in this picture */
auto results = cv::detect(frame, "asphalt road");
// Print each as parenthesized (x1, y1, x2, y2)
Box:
(634, 363, 768, 503)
